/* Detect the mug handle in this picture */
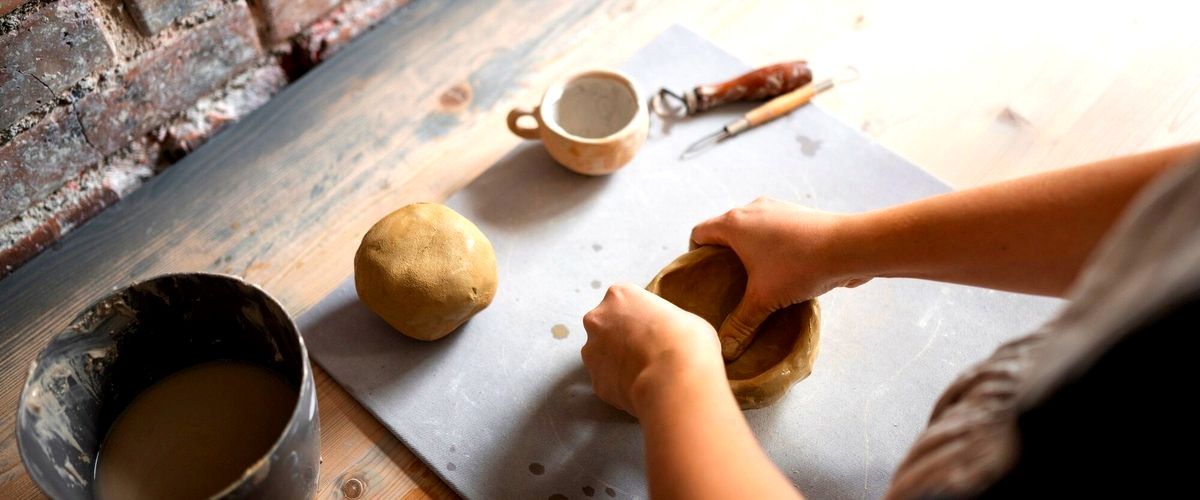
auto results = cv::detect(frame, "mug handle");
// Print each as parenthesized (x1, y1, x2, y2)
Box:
(506, 106, 541, 140)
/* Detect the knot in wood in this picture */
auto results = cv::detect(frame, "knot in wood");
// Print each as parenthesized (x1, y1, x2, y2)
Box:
(439, 82, 472, 110)
(341, 477, 365, 498)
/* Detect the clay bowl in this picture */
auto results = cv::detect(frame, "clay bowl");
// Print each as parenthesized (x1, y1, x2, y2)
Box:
(646, 246, 820, 409)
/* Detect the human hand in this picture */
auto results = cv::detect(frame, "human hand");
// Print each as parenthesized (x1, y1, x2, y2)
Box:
(691, 196, 869, 360)
(583, 285, 803, 500)
(581, 284, 727, 418)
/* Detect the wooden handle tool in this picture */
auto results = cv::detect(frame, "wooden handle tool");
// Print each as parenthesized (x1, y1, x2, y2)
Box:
(679, 66, 858, 160)
(651, 61, 812, 118)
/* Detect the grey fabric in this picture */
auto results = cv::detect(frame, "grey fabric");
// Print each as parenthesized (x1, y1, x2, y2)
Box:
(1022, 156, 1200, 410)
(889, 158, 1200, 498)
(298, 26, 1062, 499)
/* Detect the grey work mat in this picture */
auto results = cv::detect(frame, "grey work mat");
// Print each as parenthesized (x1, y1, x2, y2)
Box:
(299, 26, 1063, 499)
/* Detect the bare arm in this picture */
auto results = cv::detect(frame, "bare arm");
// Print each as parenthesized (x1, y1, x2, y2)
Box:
(693, 143, 1200, 358)
(637, 357, 801, 500)
(839, 143, 1200, 296)
(580, 144, 1199, 495)
(582, 285, 802, 499)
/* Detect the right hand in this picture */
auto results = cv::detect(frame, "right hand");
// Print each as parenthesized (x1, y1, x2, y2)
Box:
(581, 284, 725, 417)
(691, 196, 870, 359)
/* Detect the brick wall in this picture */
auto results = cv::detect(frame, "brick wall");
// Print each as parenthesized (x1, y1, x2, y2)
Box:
(0, 0, 409, 277)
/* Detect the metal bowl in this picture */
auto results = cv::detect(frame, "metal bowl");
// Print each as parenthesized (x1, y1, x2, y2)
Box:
(17, 273, 320, 499)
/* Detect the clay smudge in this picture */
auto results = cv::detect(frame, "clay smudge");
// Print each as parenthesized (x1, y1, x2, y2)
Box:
(62, 460, 86, 487)
(529, 462, 545, 475)
(590, 280, 601, 289)
(795, 135, 822, 157)
(551, 324, 569, 340)
(450, 445, 456, 453)
(447, 462, 457, 471)
(592, 243, 602, 251)
(605, 486, 616, 497)
(996, 106, 1032, 127)
(22, 302, 126, 489)
(583, 485, 596, 496)
(550, 495, 568, 500)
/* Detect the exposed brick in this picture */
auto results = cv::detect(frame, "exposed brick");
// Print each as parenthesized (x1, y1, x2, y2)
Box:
(0, 162, 149, 278)
(0, 106, 103, 221)
(0, 0, 114, 129)
(258, 0, 339, 42)
(161, 63, 287, 155)
(294, 0, 409, 63)
(1, 0, 23, 17)
(0, 59, 285, 276)
(0, 173, 118, 278)
(123, 0, 210, 35)
(77, 4, 261, 155)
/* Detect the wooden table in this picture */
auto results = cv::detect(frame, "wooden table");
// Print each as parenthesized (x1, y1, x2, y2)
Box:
(2, 0, 1197, 497)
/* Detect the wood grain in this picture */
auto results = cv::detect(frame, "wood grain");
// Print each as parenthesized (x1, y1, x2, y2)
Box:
(2, 0, 1198, 497)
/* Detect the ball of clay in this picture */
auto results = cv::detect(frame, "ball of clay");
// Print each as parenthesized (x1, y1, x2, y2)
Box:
(354, 203, 498, 341)
(646, 246, 820, 409)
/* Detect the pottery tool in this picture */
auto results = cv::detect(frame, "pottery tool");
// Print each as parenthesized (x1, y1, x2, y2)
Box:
(679, 66, 859, 160)
(650, 61, 812, 118)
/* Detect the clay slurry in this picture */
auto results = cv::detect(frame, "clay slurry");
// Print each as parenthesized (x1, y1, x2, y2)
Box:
(94, 361, 296, 500)
(550, 76, 636, 139)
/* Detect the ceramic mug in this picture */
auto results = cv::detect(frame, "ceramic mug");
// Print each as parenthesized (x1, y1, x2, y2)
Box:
(507, 69, 648, 175)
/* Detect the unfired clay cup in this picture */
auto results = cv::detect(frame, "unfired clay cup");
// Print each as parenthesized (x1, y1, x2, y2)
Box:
(507, 69, 648, 176)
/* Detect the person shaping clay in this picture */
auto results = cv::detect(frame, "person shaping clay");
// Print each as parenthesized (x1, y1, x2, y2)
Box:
(580, 142, 1200, 498)
(355, 203, 497, 340)
(645, 245, 820, 409)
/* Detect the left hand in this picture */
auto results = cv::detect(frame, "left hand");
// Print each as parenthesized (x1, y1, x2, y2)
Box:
(581, 284, 726, 417)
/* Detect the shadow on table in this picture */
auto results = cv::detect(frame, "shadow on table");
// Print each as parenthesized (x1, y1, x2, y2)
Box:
(300, 289, 470, 395)
(474, 361, 866, 499)
(481, 365, 644, 498)
(452, 144, 614, 230)
(744, 391, 868, 499)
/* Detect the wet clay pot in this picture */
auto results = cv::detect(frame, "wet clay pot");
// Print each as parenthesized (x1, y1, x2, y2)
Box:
(17, 273, 319, 499)
(647, 246, 821, 409)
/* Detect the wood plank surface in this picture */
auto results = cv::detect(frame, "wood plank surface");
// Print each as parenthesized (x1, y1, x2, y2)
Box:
(2, 0, 1198, 498)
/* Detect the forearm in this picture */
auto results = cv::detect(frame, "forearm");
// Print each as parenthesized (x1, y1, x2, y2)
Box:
(835, 143, 1199, 296)
(634, 363, 802, 500)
